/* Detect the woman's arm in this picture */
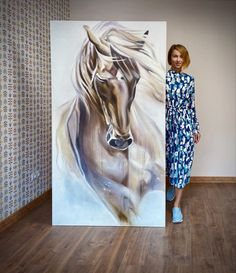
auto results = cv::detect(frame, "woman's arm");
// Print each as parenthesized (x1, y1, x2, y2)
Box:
(189, 77, 200, 134)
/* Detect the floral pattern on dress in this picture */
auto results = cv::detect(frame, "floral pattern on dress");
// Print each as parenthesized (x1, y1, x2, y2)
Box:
(166, 69, 200, 189)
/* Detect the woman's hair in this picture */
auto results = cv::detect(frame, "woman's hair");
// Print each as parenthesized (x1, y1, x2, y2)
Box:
(167, 44, 190, 69)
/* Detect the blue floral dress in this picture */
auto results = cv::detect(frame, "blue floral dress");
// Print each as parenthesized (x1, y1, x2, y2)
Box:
(166, 69, 200, 189)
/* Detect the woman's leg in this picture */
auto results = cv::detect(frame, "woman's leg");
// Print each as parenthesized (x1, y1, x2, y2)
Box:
(173, 188, 183, 207)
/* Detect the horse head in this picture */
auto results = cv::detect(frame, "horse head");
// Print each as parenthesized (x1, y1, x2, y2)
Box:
(58, 23, 165, 224)
(84, 25, 141, 150)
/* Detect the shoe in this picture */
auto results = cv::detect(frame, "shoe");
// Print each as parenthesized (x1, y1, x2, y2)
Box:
(172, 207, 183, 223)
(166, 186, 175, 201)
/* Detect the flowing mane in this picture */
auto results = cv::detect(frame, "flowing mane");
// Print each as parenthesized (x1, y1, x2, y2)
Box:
(73, 21, 165, 115)
(56, 21, 165, 224)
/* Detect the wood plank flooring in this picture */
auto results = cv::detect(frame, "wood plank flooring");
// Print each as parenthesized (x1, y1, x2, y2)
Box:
(0, 184, 235, 273)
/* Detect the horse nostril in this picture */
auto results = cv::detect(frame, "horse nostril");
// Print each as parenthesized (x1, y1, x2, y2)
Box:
(108, 136, 133, 150)
(112, 138, 132, 150)
(115, 137, 132, 147)
(127, 137, 133, 146)
(114, 138, 125, 147)
(106, 125, 133, 150)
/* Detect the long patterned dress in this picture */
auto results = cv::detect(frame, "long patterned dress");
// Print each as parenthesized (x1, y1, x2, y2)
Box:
(166, 69, 200, 189)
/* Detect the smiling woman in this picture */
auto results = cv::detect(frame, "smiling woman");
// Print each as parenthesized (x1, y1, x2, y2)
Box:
(168, 44, 190, 72)
(166, 44, 201, 224)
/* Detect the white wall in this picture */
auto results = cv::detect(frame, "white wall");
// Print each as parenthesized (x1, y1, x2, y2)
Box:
(69, 0, 236, 176)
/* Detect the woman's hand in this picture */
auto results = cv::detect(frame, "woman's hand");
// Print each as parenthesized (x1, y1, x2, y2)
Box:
(193, 132, 201, 144)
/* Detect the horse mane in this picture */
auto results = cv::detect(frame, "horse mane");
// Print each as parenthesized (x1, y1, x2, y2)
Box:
(72, 21, 165, 115)
(56, 22, 166, 223)
(57, 21, 166, 183)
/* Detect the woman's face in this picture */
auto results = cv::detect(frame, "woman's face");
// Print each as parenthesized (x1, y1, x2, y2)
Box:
(170, 49, 184, 71)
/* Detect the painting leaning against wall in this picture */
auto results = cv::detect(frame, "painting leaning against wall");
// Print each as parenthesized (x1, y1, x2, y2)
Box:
(50, 21, 166, 226)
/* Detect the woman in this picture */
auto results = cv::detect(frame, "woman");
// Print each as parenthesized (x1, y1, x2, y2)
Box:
(166, 44, 201, 223)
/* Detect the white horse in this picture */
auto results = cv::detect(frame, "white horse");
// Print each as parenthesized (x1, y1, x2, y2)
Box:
(57, 22, 165, 224)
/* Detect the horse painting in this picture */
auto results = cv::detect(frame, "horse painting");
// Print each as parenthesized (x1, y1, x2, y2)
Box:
(56, 21, 165, 225)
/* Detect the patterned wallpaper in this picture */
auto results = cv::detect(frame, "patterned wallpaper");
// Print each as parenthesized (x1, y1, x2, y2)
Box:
(0, 0, 69, 221)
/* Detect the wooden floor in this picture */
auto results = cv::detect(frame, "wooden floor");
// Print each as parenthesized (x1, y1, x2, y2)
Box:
(0, 183, 235, 273)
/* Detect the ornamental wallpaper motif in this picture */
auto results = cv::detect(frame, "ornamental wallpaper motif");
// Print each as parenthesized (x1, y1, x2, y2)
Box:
(0, 0, 69, 221)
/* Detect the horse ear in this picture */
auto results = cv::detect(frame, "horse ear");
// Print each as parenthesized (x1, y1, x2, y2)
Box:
(137, 30, 149, 47)
(83, 25, 110, 56)
(144, 30, 149, 37)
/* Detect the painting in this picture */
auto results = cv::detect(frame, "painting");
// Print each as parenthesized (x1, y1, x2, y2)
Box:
(51, 21, 166, 226)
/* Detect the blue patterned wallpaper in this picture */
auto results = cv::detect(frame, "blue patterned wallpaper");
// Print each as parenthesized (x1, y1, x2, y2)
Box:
(0, 0, 69, 221)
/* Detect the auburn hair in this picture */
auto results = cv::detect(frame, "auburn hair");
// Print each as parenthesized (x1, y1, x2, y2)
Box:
(167, 44, 190, 69)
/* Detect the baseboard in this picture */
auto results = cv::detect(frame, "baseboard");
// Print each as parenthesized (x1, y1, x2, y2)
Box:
(166, 176, 236, 186)
(190, 176, 236, 183)
(0, 189, 52, 232)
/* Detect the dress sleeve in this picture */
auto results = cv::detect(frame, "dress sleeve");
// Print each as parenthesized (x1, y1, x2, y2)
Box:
(189, 77, 200, 134)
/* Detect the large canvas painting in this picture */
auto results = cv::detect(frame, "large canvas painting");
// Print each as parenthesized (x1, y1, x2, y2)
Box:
(51, 21, 166, 226)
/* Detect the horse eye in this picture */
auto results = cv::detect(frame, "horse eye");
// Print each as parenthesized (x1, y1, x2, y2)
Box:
(116, 69, 125, 81)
